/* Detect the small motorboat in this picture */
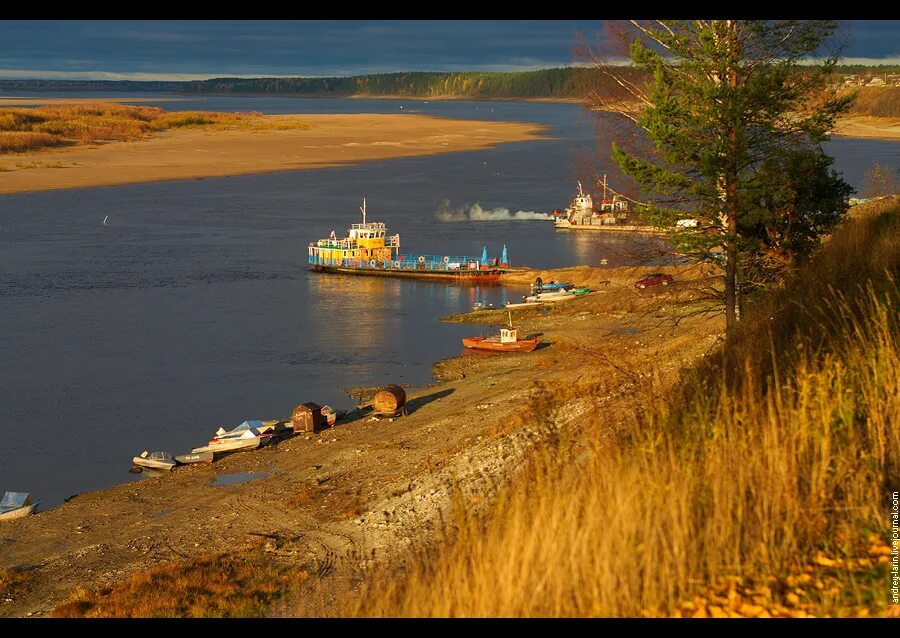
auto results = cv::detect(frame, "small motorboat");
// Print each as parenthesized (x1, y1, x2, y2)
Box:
(530, 280, 574, 293)
(505, 301, 543, 309)
(0, 492, 38, 521)
(214, 420, 280, 438)
(320, 405, 347, 427)
(462, 311, 540, 353)
(132, 451, 177, 471)
(191, 429, 267, 455)
(175, 451, 215, 465)
(523, 290, 577, 303)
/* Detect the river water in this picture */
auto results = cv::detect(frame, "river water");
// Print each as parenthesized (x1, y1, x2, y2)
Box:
(1, 95, 897, 507)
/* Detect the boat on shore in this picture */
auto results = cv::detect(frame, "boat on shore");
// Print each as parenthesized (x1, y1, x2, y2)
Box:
(0, 492, 37, 521)
(132, 451, 176, 471)
(524, 290, 579, 303)
(462, 311, 540, 353)
(191, 429, 268, 455)
(175, 451, 215, 465)
(308, 199, 509, 283)
(505, 301, 543, 309)
(530, 281, 574, 293)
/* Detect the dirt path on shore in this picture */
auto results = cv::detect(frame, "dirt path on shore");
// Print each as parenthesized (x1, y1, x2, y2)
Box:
(0, 264, 723, 618)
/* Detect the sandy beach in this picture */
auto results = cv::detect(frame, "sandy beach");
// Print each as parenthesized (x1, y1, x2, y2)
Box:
(0, 113, 547, 195)
(831, 114, 900, 141)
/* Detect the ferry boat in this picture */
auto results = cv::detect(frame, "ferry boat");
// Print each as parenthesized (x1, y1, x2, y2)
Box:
(308, 199, 509, 282)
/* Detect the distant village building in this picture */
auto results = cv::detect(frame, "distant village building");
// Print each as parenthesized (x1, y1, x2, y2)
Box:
(867, 77, 886, 87)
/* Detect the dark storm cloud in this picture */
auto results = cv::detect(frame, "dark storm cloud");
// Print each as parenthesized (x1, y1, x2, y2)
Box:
(0, 20, 601, 78)
(0, 20, 897, 80)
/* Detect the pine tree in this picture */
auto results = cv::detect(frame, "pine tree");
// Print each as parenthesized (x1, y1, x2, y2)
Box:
(602, 20, 853, 334)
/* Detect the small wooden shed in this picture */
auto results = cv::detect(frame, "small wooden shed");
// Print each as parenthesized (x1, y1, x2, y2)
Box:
(292, 402, 323, 433)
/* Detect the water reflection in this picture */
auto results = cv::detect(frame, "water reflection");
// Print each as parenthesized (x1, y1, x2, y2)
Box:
(564, 230, 677, 267)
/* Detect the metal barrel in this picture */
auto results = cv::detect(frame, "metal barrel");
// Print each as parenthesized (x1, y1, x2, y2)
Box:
(372, 384, 406, 415)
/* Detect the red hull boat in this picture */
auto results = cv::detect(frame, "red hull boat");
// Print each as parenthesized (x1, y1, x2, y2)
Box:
(461, 335, 539, 352)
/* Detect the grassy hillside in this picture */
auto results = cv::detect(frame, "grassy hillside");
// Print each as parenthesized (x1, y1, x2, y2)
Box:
(848, 87, 900, 118)
(347, 198, 900, 617)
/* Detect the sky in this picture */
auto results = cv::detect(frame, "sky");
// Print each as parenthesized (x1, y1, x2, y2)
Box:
(0, 20, 898, 81)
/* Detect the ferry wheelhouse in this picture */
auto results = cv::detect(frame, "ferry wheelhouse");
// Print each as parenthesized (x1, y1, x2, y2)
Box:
(308, 199, 508, 282)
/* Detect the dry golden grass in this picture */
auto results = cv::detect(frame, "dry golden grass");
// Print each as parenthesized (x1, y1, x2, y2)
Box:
(0, 567, 25, 598)
(0, 103, 309, 154)
(346, 203, 900, 617)
(52, 551, 309, 618)
(849, 87, 900, 118)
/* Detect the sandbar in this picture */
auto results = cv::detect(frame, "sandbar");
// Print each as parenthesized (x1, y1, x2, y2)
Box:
(0, 113, 548, 195)
(831, 115, 900, 141)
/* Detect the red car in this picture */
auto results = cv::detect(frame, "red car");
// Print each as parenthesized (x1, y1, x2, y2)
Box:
(634, 273, 673, 289)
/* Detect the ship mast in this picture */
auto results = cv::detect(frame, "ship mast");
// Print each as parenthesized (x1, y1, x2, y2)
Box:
(602, 174, 608, 203)
(360, 198, 366, 225)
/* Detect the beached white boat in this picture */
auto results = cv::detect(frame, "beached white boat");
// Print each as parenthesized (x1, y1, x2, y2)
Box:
(213, 419, 281, 438)
(132, 451, 177, 471)
(523, 290, 579, 303)
(0, 492, 38, 521)
(505, 301, 543, 309)
(191, 429, 264, 455)
(174, 451, 215, 464)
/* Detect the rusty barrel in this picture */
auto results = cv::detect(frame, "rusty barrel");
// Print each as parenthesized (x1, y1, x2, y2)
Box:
(372, 385, 406, 415)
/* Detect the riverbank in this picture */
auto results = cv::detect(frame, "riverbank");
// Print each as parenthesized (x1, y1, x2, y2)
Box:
(0, 262, 723, 617)
(831, 114, 900, 141)
(0, 112, 547, 195)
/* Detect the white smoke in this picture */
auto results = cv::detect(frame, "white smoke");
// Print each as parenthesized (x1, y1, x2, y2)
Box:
(436, 200, 552, 222)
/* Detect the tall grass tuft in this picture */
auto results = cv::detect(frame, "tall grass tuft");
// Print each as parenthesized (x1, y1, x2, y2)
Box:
(348, 203, 900, 617)
(52, 551, 309, 618)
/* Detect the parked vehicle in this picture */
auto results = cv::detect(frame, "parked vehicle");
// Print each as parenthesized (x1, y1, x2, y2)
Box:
(634, 273, 673, 289)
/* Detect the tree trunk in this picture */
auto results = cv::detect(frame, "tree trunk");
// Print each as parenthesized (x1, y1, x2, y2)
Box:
(724, 22, 740, 336)
(724, 183, 738, 334)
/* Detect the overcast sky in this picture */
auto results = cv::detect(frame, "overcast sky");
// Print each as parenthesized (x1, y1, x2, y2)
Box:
(0, 20, 898, 80)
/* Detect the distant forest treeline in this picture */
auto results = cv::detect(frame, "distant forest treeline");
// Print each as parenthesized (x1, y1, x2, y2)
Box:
(1, 66, 898, 112)
(0, 68, 635, 100)
(180, 68, 589, 98)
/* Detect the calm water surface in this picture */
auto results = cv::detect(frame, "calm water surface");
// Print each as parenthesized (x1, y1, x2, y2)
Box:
(1, 95, 897, 507)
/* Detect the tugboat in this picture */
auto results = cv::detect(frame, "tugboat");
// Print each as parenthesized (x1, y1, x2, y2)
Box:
(461, 311, 540, 353)
(553, 176, 632, 230)
(309, 199, 509, 283)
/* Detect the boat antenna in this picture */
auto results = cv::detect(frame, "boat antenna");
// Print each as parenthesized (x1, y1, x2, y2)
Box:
(508, 309, 513, 329)
(360, 198, 366, 225)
